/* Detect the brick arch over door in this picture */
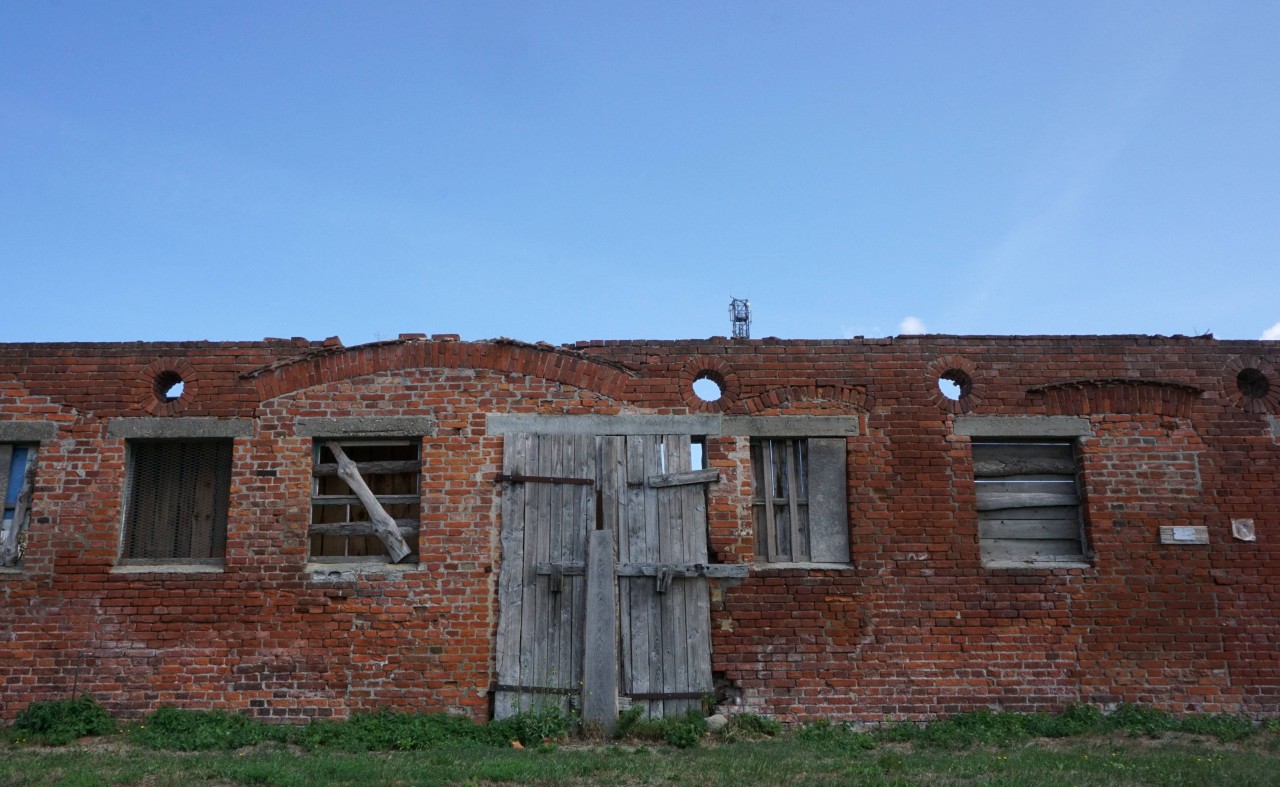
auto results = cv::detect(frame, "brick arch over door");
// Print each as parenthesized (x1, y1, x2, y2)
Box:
(247, 340, 637, 401)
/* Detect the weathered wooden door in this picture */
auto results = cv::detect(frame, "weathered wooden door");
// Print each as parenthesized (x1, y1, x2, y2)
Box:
(494, 433, 730, 721)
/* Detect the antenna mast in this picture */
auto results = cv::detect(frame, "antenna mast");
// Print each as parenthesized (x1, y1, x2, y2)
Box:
(729, 297, 751, 340)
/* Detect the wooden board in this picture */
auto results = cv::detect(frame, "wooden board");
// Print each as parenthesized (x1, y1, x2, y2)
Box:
(972, 440, 1085, 564)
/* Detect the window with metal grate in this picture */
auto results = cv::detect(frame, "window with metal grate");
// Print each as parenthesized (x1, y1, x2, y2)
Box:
(122, 440, 232, 562)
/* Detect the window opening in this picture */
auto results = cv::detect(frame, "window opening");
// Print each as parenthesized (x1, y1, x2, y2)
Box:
(938, 369, 971, 401)
(692, 375, 723, 402)
(0, 444, 36, 567)
(1237, 367, 1270, 399)
(751, 438, 811, 561)
(122, 440, 232, 561)
(690, 437, 706, 471)
(154, 370, 185, 402)
(310, 440, 420, 563)
(971, 439, 1086, 566)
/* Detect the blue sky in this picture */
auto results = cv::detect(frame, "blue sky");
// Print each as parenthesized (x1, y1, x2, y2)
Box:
(2, 1, 1278, 345)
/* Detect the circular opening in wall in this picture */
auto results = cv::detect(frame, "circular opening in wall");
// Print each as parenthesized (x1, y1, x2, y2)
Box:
(938, 369, 972, 401)
(155, 370, 185, 402)
(692, 374, 723, 402)
(1237, 367, 1270, 399)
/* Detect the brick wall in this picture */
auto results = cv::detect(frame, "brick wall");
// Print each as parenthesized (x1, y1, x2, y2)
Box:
(1, 334, 1277, 723)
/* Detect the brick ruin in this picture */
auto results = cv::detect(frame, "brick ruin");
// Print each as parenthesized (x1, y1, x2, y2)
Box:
(0, 334, 1277, 723)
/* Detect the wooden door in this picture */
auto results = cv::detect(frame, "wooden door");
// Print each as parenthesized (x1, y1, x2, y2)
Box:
(494, 433, 720, 721)
(493, 433, 597, 718)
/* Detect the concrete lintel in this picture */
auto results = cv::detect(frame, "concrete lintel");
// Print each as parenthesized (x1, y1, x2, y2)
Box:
(955, 415, 1092, 438)
(721, 415, 859, 437)
(486, 414, 721, 436)
(0, 421, 59, 442)
(295, 416, 437, 438)
(107, 418, 252, 439)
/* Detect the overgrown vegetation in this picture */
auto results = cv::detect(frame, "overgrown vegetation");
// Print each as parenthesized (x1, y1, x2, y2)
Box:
(6, 695, 116, 745)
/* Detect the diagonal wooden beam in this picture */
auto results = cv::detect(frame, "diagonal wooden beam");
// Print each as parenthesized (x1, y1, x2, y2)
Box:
(328, 443, 413, 563)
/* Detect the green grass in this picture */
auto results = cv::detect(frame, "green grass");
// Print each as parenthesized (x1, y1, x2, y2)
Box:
(4, 699, 1280, 785)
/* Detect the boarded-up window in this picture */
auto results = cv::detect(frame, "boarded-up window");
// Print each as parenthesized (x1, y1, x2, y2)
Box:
(750, 437, 849, 563)
(122, 440, 232, 562)
(972, 440, 1087, 566)
(309, 441, 420, 562)
(0, 444, 37, 567)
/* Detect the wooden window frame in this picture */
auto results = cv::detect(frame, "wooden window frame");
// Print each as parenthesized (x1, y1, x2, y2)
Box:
(308, 439, 421, 564)
(749, 436, 849, 565)
(971, 438, 1089, 568)
(0, 443, 38, 568)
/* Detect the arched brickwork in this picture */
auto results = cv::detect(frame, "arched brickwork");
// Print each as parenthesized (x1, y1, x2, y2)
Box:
(246, 339, 636, 402)
(1029, 378, 1202, 418)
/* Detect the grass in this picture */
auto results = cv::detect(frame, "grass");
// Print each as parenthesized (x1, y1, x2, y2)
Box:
(4, 698, 1280, 785)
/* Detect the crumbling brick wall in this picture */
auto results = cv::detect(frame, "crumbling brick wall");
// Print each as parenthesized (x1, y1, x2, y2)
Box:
(0, 334, 1277, 723)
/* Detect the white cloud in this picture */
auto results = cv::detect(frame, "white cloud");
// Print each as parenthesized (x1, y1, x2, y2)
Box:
(898, 316, 927, 335)
(1262, 322, 1280, 341)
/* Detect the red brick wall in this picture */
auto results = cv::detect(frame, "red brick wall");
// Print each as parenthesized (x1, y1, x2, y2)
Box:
(1, 334, 1277, 722)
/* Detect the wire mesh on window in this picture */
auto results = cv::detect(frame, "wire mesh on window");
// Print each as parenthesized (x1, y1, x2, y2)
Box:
(751, 438, 810, 561)
(310, 441, 420, 561)
(123, 440, 231, 560)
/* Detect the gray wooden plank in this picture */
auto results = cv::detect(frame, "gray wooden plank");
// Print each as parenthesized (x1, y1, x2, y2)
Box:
(680, 436, 714, 710)
(664, 435, 690, 714)
(644, 435, 665, 717)
(582, 528, 618, 734)
(518, 434, 546, 712)
(975, 479, 1078, 495)
(646, 468, 720, 488)
(976, 492, 1080, 511)
(979, 518, 1084, 540)
(622, 436, 650, 715)
(977, 505, 1079, 522)
(807, 437, 849, 563)
(982, 537, 1086, 560)
(309, 520, 417, 537)
(494, 433, 529, 719)
(312, 459, 420, 477)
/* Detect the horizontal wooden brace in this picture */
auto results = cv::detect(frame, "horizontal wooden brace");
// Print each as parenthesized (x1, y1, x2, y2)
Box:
(534, 562, 749, 579)
(309, 520, 417, 537)
(492, 684, 578, 696)
(312, 494, 421, 506)
(313, 460, 419, 477)
(625, 691, 708, 700)
(645, 469, 720, 488)
(495, 473, 594, 486)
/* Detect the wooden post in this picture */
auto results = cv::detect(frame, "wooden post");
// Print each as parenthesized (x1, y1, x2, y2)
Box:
(582, 527, 618, 734)
(329, 443, 413, 563)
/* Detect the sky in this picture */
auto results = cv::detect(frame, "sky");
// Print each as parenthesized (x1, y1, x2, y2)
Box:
(2, 1, 1278, 346)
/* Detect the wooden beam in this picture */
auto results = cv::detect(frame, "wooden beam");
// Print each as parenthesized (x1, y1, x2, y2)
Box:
(328, 443, 413, 563)
(645, 469, 719, 488)
(582, 528, 618, 734)
(309, 520, 417, 537)
(313, 459, 419, 477)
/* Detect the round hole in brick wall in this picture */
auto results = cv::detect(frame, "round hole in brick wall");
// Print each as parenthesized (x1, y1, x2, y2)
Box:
(155, 370, 185, 402)
(692, 374, 723, 402)
(938, 369, 972, 401)
(1237, 367, 1270, 399)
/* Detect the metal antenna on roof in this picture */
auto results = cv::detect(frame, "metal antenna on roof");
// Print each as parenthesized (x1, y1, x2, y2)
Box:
(729, 297, 751, 340)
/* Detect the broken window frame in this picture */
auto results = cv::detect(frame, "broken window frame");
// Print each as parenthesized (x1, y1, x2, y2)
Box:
(119, 439, 233, 565)
(309, 439, 421, 564)
(749, 436, 850, 564)
(0, 443, 38, 568)
(971, 438, 1090, 568)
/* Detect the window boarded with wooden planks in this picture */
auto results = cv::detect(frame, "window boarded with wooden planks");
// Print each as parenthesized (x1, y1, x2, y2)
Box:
(972, 440, 1087, 566)
(750, 437, 849, 563)
(310, 441, 420, 562)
